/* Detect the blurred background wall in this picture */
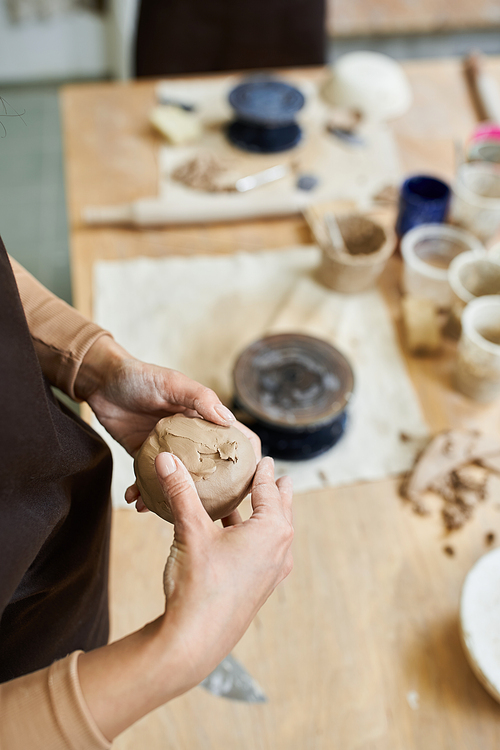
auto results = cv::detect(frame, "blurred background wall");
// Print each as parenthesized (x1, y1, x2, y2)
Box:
(0, 0, 499, 306)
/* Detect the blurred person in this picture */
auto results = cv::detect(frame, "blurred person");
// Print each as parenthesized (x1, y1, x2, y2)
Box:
(135, 0, 326, 76)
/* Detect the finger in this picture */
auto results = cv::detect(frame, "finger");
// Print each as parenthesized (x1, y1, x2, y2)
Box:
(276, 475, 293, 523)
(221, 508, 243, 527)
(136, 498, 149, 513)
(155, 452, 211, 532)
(162, 371, 235, 426)
(234, 421, 262, 461)
(125, 483, 140, 503)
(250, 456, 281, 516)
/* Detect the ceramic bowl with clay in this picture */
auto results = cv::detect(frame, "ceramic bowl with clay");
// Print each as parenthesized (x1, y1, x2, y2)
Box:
(233, 333, 354, 461)
(319, 213, 396, 294)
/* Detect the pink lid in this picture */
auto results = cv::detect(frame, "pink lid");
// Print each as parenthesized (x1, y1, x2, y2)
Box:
(468, 124, 500, 144)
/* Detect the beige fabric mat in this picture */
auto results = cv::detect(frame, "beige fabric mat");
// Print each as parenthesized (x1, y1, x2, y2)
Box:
(156, 75, 401, 223)
(93, 246, 429, 508)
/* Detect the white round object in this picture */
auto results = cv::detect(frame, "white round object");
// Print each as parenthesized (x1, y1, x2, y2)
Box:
(460, 547, 500, 702)
(322, 51, 412, 121)
(448, 250, 500, 307)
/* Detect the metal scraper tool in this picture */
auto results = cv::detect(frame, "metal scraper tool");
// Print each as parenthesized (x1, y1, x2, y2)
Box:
(200, 654, 267, 702)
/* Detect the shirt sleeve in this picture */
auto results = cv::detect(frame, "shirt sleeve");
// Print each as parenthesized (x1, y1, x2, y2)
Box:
(0, 652, 111, 750)
(9, 256, 112, 401)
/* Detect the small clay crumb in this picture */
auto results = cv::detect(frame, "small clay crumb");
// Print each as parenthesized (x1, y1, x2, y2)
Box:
(485, 532, 496, 546)
(443, 545, 455, 557)
(399, 432, 411, 443)
(318, 470, 328, 484)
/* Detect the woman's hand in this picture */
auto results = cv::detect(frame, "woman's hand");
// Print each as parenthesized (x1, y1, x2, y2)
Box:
(78, 454, 293, 741)
(156, 452, 293, 689)
(75, 335, 261, 512)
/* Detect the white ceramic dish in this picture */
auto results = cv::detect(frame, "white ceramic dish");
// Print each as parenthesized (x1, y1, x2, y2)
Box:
(460, 547, 500, 703)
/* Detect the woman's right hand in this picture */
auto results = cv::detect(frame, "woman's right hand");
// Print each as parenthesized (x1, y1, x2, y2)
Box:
(154, 452, 293, 692)
(78, 453, 292, 743)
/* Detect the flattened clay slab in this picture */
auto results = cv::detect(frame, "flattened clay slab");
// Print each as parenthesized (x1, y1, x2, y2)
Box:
(134, 415, 257, 523)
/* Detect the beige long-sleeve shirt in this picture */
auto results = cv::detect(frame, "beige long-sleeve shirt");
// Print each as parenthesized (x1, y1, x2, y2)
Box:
(0, 257, 112, 749)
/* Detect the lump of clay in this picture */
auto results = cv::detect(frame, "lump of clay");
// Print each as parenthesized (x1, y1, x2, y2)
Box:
(134, 415, 257, 523)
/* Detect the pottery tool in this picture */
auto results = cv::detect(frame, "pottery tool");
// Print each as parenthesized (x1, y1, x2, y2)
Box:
(200, 654, 267, 702)
(227, 77, 305, 153)
(232, 333, 354, 461)
(235, 164, 289, 192)
(323, 211, 345, 254)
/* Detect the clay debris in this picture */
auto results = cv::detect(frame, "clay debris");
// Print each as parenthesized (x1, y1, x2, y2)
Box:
(400, 429, 500, 531)
(172, 153, 237, 192)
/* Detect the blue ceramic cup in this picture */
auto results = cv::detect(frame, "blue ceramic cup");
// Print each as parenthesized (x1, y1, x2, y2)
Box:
(396, 175, 451, 236)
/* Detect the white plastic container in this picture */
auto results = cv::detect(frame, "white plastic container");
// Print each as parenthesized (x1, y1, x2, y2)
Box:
(448, 251, 500, 310)
(455, 295, 500, 402)
(450, 162, 500, 242)
(487, 241, 500, 264)
(401, 223, 484, 307)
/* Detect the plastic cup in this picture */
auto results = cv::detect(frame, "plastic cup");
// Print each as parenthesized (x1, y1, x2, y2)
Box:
(450, 162, 500, 242)
(396, 175, 451, 236)
(455, 295, 500, 402)
(401, 223, 484, 307)
(449, 251, 500, 307)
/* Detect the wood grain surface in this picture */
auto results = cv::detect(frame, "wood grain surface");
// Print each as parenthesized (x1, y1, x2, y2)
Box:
(61, 60, 500, 749)
(327, 0, 500, 38)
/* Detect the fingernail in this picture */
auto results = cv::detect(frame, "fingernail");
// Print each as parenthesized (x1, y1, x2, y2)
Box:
(156, 452, 176, 478)
(214, 404, 235, 423)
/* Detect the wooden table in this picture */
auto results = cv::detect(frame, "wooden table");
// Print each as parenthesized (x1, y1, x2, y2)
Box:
(328, 0, 500, 38)
(61, 59, 500, 750)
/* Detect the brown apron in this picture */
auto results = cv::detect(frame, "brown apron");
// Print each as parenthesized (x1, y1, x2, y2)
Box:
(0, 237, 113, 682)
(135, 0, 326, 77)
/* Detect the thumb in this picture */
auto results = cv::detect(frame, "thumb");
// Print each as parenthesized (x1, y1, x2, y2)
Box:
(155, 452, 210, 531)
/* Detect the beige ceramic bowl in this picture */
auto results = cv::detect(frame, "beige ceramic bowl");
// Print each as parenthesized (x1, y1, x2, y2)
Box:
(319, 215, 396, 293)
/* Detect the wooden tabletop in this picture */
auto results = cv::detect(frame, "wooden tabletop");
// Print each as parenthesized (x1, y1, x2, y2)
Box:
(61, 60, 500, 750)
(327, 0, 500, 38)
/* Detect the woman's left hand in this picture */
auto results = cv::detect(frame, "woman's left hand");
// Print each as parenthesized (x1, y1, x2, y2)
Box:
(74, 335, 261, 510)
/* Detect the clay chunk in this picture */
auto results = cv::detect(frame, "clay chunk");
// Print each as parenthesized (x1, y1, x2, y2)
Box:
(134, 415, 257, 523)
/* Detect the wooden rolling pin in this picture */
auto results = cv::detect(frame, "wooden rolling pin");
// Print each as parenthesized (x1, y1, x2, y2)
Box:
(83, 193, 311, 227)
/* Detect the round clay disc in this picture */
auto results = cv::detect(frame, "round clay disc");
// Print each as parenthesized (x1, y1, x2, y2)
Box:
(134, 415, 257, 523)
